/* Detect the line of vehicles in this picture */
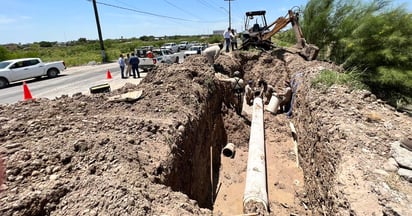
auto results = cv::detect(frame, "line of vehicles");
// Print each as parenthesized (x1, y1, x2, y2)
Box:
(0, 41, 207, 89)
(136, 41, 208, 71)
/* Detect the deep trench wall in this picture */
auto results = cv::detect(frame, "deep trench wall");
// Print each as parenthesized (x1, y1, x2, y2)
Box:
(289, 63, 342, 215)
(164, 93, 226, 209)
(146, 58, 228, 209)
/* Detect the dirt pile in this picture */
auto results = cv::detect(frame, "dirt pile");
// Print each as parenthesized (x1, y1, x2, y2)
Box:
(1, 48, 411, 216)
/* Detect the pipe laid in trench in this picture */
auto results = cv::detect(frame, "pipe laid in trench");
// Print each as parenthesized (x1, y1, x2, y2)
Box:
(243, 97, 268, 213)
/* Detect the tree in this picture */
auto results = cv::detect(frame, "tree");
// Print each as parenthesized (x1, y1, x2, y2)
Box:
(0, 46, 10, 61)
(139, 35, 155, 41)
(300, 0, 412, 102)
(78, 38, 87, 43)
(39, 41, 53, 48)
(301, 0, 390, 62)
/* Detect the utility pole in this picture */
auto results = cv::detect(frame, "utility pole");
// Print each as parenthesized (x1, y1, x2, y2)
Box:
(224, 0, 234, 29)
(92, 0, 107, 63)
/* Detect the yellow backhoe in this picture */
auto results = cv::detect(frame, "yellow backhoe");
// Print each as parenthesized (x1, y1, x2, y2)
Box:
(240, 8, 319, 61)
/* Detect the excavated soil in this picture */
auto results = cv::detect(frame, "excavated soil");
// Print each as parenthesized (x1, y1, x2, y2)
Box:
(0, 49, 411, 216)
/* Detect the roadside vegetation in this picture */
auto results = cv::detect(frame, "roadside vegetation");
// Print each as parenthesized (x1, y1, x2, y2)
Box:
(276, 0, 412, 108)
(311, 69, 366, 91)
(0, 35, 222, 66)
(0, 0, 410, 107)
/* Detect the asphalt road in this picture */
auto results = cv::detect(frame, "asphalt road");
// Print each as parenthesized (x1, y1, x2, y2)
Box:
(0, 51, 187, 105)
(0, 62, 142, 105)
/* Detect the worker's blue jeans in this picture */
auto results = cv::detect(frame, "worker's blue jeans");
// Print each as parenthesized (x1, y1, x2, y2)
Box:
(225, 38, 231, 52)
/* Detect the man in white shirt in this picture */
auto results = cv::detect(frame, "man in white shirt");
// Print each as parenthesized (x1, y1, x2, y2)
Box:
(223, 27, 232, 53)
(202, 43, 223, 65)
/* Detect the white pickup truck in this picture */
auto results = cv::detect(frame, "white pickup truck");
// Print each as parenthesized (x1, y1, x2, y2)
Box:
(137, 49, 180, 71)
(0, 58, 66, 88)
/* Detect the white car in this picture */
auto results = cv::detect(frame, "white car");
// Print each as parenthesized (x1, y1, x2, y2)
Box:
(161, 43, 179, 53)
(178, 41, 189, 50)
(184, 45, 206, 58)
(138, 49, 180, 71)
(0, 58, 66, 88)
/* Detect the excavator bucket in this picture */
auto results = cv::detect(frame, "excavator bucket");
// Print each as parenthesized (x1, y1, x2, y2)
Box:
(300, 44, 319, 61)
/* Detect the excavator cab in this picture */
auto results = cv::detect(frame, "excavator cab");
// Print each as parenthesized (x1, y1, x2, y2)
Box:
(241, 10, 273, 50)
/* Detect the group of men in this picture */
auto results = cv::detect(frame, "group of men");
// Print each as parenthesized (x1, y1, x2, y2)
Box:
(223, 27, 238, 52)
(216, 70, 293, 116)
(118, 53, 141, 79)
(202, 26, 240, 66)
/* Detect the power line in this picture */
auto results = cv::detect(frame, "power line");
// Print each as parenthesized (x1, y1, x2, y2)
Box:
(198, 0, 225, 12)
(88, 0, 196, 22)
(162, 0, 201, 20)
(88, 0, 225, 23)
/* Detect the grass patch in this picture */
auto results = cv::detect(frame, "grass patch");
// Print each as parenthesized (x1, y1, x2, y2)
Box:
(311, 69, 366, 90)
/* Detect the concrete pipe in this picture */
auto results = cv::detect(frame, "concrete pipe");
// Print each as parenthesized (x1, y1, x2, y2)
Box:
(243, 97, 268, 213)
(265, 93, 280, 114)
(222, 143, 235, 158)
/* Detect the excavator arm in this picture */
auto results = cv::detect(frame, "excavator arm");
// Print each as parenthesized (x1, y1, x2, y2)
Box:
(262, 10, 305, 48)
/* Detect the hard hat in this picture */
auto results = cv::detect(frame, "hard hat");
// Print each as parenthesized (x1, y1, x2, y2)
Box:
(233, 71, 240, 77)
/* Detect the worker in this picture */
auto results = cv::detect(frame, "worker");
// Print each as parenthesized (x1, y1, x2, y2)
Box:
(202, 43, 223, 65)
(223, 27, 231, 52)
(129, 53, 140, 78)
(125, 53, 132, 77)
(147, 50, 154, 59)
(215, 71, 245, 115)
(245, 79, 254, 106)
(278, 81, 293, 112)
(257, 79, 276, 105)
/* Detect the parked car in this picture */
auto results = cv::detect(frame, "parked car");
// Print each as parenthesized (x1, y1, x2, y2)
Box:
(161, 43, 179, 53)
(178, 41, 189, 50)
(140, 46, 154, 51)
(184, 45, 206, 58)
(0, 58, 66, 88)
(138, 49, 180, 71)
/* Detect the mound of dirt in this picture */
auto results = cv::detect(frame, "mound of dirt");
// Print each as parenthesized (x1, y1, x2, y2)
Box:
(1, 49, 411, 216)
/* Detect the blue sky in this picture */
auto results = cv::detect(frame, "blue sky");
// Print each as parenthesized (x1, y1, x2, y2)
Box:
(0, 0, 410, 44)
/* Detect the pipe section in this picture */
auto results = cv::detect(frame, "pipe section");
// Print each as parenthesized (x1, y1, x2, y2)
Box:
(265, 93, 280, 114)
(243, 97, 268, 213)
(222, 143, 235, 158)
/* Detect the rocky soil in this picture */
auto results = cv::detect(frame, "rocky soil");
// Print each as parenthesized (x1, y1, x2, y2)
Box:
(0, 48, 411, 215)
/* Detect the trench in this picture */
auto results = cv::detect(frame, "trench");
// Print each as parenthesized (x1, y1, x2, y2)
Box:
(160, 53, 338, 215)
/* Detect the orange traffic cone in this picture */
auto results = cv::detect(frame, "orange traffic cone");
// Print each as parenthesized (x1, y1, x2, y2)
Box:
(106, 70, 112, 79)
(23, 81, 33, 100)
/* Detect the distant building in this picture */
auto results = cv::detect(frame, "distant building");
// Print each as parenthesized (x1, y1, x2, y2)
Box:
(213, 30, 224, 35)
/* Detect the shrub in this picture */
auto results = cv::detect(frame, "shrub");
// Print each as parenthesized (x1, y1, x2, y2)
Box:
(311, 69, 366, 90)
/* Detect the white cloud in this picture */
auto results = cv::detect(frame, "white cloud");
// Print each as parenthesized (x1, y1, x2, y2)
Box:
(0, 15, 31, 25)
(0, 16, 16, 24)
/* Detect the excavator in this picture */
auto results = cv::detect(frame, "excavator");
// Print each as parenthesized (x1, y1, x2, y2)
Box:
(240, 7, 319, 61)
